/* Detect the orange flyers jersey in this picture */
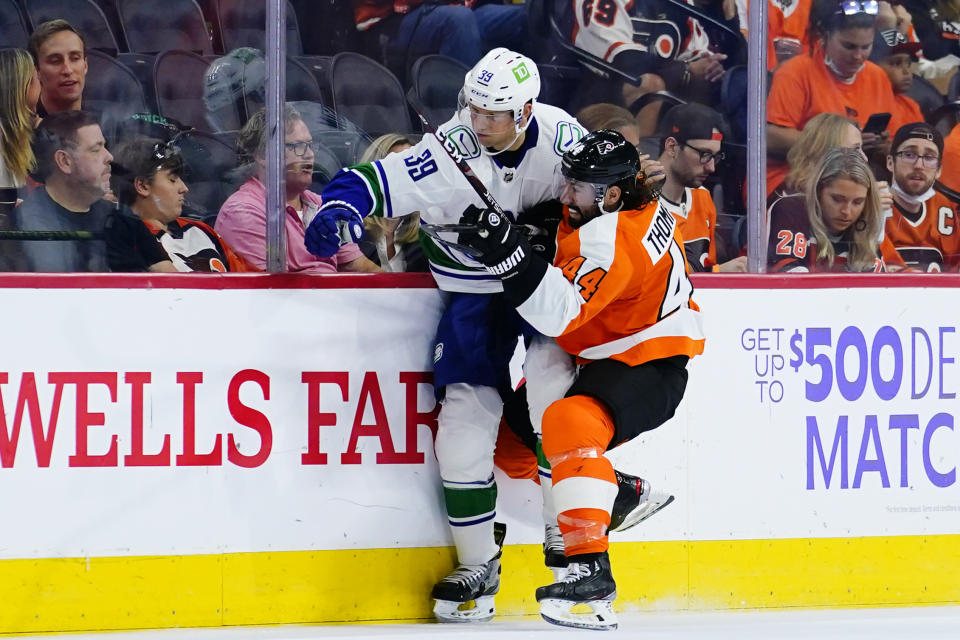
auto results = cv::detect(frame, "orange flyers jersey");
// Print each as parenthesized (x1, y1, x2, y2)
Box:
(884, 194, 960, 272)
(659, 186, 717, 271)
(515, 201, 705, 366)
(767, 0, 812, 71)
(941, 124, 960, 196)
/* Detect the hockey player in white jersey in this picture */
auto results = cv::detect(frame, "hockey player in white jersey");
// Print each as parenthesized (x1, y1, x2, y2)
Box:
(304, 48, 660, 622)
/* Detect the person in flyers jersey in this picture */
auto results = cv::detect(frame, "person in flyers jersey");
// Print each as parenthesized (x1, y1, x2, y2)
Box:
(456, 129, 703, 630)
(767, 146, 894, 272)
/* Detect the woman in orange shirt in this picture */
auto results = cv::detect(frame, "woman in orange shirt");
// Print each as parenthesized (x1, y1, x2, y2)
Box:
(766, 0, 899, 194)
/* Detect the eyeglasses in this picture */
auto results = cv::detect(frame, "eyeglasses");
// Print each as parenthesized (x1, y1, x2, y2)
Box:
(895, 150, 940, 168)
(684, 142, 725, 165)
(285, 141, 317, 157)
(836, 0, 879, 16)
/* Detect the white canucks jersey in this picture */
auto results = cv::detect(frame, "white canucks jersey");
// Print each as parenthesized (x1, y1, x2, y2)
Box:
(320, 103, 585, 292)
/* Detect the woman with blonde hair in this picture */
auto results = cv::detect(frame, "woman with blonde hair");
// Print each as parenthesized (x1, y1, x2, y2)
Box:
(0, 49, 41, 206)
(356, 133, 427, 272)
(778, 112, 864, 195)
(767, 147, 896, 272)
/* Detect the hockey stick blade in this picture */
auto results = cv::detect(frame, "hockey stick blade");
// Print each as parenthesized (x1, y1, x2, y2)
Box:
(609, 493, 675, 534)
(420, 223, 485, 258)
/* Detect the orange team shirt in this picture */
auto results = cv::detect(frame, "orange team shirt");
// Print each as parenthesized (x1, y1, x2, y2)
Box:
(515, 201, 705, 367)
(767, 50, 898, 196)
(941, 124, 960, 196)
(767, 0, 812, 71)
(659, 186, 717, 271)
(892, 93, 924, 128)
(885, 193, 960, 272)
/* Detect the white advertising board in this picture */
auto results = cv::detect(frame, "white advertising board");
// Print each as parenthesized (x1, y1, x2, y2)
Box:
(1, 280, 958, 560)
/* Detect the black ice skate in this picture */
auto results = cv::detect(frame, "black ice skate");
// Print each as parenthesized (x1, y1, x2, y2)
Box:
(431, 522, 506, 623)
(542, 523, 567, 580)
(536, 551, 618, 631)
(608, 470, 674, 533)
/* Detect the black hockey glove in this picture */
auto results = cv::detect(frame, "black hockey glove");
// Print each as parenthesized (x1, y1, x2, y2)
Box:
(457, 205, 531, 277)
(457, 205, 549, 306)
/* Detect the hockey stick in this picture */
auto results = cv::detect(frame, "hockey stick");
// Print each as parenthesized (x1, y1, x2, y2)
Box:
(405, 89, 511, 257)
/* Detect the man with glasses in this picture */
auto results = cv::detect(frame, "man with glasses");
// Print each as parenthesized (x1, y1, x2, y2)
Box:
(884, 122, 960, 271)
(656, 104, 746, 272)
(215, 105, 379, 274)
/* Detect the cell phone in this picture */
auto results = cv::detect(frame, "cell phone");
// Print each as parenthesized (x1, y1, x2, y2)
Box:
(862, 112, 891, 135)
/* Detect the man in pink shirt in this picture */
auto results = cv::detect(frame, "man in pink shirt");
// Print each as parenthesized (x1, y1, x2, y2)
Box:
(216, 105, 380, 274)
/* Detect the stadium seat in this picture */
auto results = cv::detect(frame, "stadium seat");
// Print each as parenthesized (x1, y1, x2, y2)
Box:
(907, 74, 946, 121)
(118, 0, 213, 55)
(116, 52, 158, 112)
(22, 0, 120, 54)
(216, 0, 302, 57)
(408, 54, 468, 130)
(170, 129, 240, 221)
(291, 0, 359, 55)
(295, 55, 333, 104)
(328, 52, 413, 137)
(242, 57, 324, 122)
(313, 139, 344, 189)
(83, 49, 148, 142)
(154, 49, 241, 132)
(0, 0, 30, 49)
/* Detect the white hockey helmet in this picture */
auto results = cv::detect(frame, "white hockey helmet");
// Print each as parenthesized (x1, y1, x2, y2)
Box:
(459, 48, 540, 137)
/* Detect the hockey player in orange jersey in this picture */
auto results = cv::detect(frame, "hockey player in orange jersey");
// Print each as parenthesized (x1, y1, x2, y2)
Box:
(457, 129, 704, 630)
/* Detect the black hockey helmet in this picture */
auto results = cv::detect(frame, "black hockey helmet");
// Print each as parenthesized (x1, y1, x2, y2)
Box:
(561, 129, 639, 185)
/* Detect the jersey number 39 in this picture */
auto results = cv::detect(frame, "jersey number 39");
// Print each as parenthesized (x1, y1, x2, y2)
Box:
(404, 149, 438, 182)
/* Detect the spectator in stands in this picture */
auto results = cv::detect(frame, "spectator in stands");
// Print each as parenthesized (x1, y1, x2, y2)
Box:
(562, 0, 733, 135)
(767, 147, 894, 272)
(28, 20, 88, 117)
(105, 138, 254, 273)
(14, 111, 111, 272)
(941, 122, 960, 197)
(656, 104, 746, 272)
(354, 0, 525, 72)
(356, 134, 427, 272)
(575, 103, 641, 147)
(0, 49, 41, 271)
(884, 122, 960, 271)
(869, 28, 924, 128)
(900, 0, 960, 62)
(216, 105, 380, 274)
(768, 0, 813, 70)
(767, 0, 900, 190)
(0, 49, 41, 213)
(769, 112, 865, 198)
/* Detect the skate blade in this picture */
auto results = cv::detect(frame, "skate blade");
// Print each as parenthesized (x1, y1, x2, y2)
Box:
(609, 492, 674, 533)
(539, 597, 618, 631)
(433, 595, 495, 623)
